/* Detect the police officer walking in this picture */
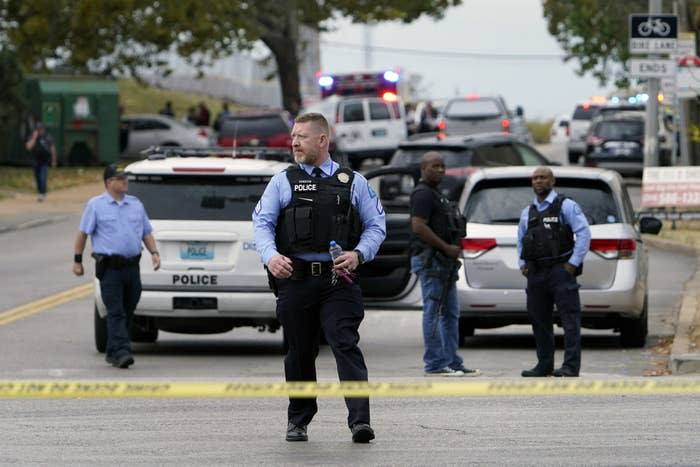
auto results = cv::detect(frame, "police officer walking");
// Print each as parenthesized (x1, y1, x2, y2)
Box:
(72, 164, 161, 369)
(518, 167, 590, 377)
(253, 112, 386, 443)
(410, 151, 480, 377)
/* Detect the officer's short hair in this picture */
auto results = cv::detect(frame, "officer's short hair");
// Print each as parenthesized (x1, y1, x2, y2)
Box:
(295, 112, 329, 136)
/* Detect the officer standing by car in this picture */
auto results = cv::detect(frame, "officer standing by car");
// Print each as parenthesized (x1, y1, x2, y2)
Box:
(252, 112, 386, 444)
(410, 151, 480, 377)
(72, 164, 161, 369)
(518, 167, 590, 377)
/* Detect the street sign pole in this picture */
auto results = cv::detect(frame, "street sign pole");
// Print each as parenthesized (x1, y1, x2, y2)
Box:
(645, 0, 663, 168)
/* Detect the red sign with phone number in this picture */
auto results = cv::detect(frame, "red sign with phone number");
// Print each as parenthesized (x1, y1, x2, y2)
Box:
(641, 167, 700, 208)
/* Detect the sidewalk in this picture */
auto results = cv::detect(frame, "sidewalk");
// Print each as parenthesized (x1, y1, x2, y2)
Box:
(0, 182, 103, 233)
(1, 183, 699, 374)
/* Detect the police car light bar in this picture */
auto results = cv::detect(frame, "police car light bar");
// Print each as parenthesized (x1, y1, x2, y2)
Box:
(318, 70, 400, 98)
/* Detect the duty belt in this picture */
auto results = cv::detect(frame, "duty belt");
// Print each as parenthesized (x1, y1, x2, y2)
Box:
(92, 253, 141, 268)
(290, 259, 334, 280)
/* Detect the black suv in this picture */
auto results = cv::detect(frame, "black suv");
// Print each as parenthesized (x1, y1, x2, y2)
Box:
(380, 132, 552, 201)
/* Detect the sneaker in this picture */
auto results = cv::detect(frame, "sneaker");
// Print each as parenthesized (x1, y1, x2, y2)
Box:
(424, 367, 464, 377)
(452, 366, 481, 377)
(37, 194, 45, 202)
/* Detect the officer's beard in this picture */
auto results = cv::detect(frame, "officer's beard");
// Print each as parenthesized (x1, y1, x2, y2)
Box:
(293, 150, 316, 165)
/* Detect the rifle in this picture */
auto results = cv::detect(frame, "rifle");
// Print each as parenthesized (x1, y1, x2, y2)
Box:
(427, 249, 461, 338)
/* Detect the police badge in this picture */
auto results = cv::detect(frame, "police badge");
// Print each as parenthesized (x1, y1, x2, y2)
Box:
(337, 172, 350, 183)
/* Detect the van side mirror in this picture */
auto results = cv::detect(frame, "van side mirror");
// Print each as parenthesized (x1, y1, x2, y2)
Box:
(639, 216, 662, 235)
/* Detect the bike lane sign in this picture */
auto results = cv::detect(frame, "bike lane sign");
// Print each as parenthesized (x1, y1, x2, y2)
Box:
(629, 14, 677, 54)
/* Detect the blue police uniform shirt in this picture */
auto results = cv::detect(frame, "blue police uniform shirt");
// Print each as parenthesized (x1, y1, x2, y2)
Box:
(517, 189, 591, 268)
(79, 192, 153, 257)
(252, 156, 386, 265)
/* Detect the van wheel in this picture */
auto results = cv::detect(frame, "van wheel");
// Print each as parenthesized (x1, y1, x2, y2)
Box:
(94, 304, 107, 353)
(458, 318, 475, 346)
(619, 297, 648, 348)
(568, 151, 579, 165)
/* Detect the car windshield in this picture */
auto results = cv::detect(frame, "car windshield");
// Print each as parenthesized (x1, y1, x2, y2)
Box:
(594, 120, 644, 140)
(445, 99, 501, 118)
(464, 178, 620, 226)
(219, 116, 289, 137)
(128, 175, 270, 221)
(391, 147, 474, 168)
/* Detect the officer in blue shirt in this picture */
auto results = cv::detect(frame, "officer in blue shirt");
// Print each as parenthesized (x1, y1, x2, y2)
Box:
(72, 164, 161, 369)
(253, 112, 386, 444)
(517, 167, 590, 378)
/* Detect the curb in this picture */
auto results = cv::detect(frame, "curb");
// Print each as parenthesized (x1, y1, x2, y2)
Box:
(643, 235, 700, 374)
(0, 215, 70, 234)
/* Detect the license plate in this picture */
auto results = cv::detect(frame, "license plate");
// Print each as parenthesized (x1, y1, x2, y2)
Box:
(180, 242, 214, 260)
(372, 128, 387, 137)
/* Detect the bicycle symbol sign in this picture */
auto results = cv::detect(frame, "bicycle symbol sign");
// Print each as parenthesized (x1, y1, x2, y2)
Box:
(629, 14, 677, 54)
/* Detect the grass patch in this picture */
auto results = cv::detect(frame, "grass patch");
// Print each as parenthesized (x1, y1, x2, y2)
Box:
(0, 167, 103, 193)
(526, 119, 553, 145)
(117, 79, 250, 119)
(656, 220, 700, 248)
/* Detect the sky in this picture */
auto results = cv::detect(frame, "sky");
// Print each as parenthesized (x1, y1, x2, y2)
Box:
(319, 0, 615, 121)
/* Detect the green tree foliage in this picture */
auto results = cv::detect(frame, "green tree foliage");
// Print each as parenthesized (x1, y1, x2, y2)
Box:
(1, 0, 461, 112)
(542, 0, 649, 87)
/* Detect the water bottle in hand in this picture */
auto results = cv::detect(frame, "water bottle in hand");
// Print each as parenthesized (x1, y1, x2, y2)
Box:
(329, 241, 352, 284)
(329, 241, 343, 263)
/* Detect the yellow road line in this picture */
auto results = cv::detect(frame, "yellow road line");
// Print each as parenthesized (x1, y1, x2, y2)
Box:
(1, 379, 700, 399)
(0, 283, 93, 326)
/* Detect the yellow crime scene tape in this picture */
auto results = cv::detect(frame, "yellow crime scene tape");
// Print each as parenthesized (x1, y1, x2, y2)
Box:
(1, 379, 700, 399)
(0, 283, 93, 326)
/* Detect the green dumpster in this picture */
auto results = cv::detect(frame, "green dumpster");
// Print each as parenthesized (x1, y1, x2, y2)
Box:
(20, 76, 120, 166)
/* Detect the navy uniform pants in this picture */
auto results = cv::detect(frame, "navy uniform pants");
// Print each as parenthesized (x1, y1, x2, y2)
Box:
(275, 269, 369, 428)
(525, 262, 582, 372)
(99, 264, 142, 359)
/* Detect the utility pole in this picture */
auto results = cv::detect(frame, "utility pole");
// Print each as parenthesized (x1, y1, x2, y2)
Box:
(645, 0, 662, 168)
(363, 25, 373, 70)
(675, 0, 692, 166)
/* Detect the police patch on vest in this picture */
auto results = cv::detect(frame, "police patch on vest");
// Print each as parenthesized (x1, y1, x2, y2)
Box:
(337, 172, 350, 183)
(293, 183, 317, 192)
(543, 216, 559, 223)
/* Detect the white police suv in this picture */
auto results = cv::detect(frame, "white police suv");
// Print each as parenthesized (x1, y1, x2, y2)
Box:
(93, 147, 293, 351)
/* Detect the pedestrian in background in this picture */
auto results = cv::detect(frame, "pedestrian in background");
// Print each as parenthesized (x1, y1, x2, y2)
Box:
(518, 167, 590, 378)
(158, 100, 175, 118)
(410, 151, 480, 377)
(252, 112, 386, 444)
(72, 164, 161, 369)
(25, 122, 57, 202)
(197, 102, 210, 126)
(213, 102, 231, 132)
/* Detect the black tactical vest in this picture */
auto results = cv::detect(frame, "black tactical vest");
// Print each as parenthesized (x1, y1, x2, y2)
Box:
(275, 166, 361, 255)
(521, 195, 575, 262)
(410, 181, 467, 255)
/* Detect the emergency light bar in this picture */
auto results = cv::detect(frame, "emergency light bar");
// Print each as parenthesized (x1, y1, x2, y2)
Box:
(318, 70, 400, 99)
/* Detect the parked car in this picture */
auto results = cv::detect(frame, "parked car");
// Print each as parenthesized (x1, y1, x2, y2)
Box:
(550, 114, 570, 144)
(120, 114, 210, 159)
(456, 166, 662, 347)
(217, 111, 292, 149)
(302, 94, 408, 169)
(93, 147, 293, 350)
(439, 95, 532, 144)
(583, 112, 646, 177)
(566, 103, 603, 164)
(382, 132, 554, 201)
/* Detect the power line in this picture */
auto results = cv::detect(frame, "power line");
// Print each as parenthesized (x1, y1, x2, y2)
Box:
(321, 40, 565, 61)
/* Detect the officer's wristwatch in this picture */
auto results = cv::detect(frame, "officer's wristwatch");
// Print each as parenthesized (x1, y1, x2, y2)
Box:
(354, 249, 365, 264)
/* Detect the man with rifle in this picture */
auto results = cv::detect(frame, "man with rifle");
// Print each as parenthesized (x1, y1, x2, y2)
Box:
(409, 151, 481, 377)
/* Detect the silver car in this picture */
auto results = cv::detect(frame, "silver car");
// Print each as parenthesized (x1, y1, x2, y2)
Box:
(120, 114, 211, 159)
(440, 95, 532, 144)
(455, 166, 662, 347)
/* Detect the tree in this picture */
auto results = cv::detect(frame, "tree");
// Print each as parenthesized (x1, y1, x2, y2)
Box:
(1, 0, 462, 112)
(0, 47, 25, 125)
